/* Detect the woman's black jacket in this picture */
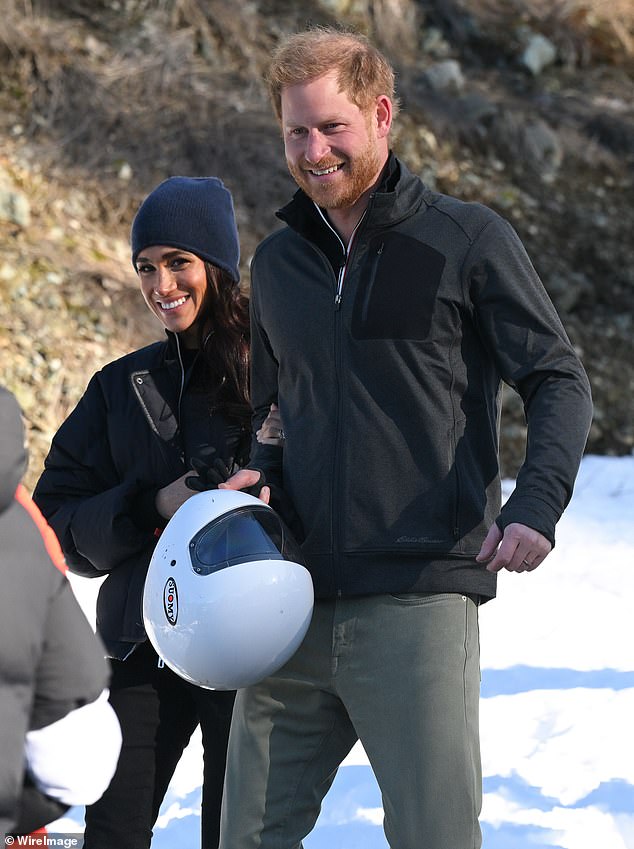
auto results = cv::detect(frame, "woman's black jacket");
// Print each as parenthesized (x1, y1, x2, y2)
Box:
(34, 333, 247, 660)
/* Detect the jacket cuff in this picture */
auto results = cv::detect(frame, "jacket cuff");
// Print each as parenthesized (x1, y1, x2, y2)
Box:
(497, 493, 558, 548)
(129, 485, 164, 532)
(249, 444, 284, 490)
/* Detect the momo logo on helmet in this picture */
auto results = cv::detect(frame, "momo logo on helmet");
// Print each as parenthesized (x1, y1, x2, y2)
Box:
(163, 577, 178, 625)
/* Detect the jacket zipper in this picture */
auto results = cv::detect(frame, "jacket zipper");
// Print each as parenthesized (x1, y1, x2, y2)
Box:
(312, 202, 370, 593)
(313, 205, 365, 308)
(335, 266, 345, 308)
(173, 333, 191, 468)
(174, 333, 186, 420)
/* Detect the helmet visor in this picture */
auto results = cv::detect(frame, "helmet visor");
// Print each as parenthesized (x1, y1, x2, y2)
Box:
(189, 505, 304, 576)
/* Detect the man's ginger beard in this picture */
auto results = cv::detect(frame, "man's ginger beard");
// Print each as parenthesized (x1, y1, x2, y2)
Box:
(286, 115, 383, 210)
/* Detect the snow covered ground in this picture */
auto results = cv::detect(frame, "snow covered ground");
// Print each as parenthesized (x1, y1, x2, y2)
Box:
(57, 454, 634, 848)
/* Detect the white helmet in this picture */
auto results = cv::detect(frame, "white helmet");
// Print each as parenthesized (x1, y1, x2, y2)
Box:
(143, 489, 313, 690)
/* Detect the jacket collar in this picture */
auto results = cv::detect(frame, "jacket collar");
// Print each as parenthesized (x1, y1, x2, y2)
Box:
(275, 152, 430, 253)
(164, 329, 183, 363)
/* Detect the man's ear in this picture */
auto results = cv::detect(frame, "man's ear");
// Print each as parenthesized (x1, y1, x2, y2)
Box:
(375, 95, 393, 139)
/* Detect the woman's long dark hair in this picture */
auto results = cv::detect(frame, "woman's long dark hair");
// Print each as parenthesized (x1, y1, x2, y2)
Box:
(195, 263, 250, 427)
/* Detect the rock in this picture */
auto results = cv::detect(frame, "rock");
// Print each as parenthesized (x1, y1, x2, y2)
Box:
(420, 27, 452, 58)
(521, 33, 557, 76)
(118, 162, 133, 181)
(0, 186, 31, 227)
(521, 120, 563, 180)
(423, 59, 465, 93)
(585, 113, 634, 157)
(489, 111, 563, 180)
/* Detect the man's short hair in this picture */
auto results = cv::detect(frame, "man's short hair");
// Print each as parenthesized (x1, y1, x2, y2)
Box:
(266, 26, 399, 124)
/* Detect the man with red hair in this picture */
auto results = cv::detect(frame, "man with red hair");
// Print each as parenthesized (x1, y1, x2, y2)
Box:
(219, 25, 592, 849)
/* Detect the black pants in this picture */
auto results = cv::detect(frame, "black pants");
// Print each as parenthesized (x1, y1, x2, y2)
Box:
(83, 640, 235, 849)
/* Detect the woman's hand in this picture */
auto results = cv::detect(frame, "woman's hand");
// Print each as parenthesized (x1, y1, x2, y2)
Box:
(256, 403, 286, 446)
(155, 472, 197, 520)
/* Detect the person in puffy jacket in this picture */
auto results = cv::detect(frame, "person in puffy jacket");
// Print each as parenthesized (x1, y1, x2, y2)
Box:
(0, 385, 121, 840)
(217, 27, 593, 849)
(33, 177, 263, 849)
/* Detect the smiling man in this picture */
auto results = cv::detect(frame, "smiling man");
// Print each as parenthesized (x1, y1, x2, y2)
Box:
(282, 68, 391, 238)
(218, 26, 593, 849)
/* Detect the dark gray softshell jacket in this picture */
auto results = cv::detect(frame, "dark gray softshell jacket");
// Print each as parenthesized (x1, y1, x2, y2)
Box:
(248, 155, 593, 601)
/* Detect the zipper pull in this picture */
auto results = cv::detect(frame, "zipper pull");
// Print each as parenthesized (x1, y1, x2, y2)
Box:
(157, 656, 165, 669)
(334, 266, 345, 309)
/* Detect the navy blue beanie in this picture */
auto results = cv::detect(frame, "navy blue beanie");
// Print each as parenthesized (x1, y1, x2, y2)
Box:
(131, 176, 240, 282)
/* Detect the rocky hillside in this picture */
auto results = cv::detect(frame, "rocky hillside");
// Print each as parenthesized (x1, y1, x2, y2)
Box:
(1, 0, 633, 491)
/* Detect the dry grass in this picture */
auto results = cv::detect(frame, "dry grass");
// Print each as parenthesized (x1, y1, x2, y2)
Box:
(0, 0, 288, 232)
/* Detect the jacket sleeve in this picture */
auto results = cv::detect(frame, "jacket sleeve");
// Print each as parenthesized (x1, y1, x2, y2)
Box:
(246, 268, 304, 539)
(247, 269, 284, 489)
(467, 215, 593, 544)
(22, 507, 121, 820)
(2, 490, 118, 835)
(33, 372, 158, 577)
(29, 568, 111, 729)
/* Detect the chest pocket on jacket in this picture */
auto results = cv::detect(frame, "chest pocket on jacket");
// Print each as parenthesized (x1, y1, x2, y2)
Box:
(351, 232, 446, 340)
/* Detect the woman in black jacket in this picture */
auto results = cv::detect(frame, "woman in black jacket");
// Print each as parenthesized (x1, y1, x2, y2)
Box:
(33, 176, 261, 849)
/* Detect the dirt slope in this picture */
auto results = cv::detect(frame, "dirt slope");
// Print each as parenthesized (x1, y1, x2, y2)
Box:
(1, 0, 632, 489)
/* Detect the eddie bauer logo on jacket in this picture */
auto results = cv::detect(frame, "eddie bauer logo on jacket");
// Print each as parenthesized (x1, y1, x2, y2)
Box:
(163, 577, 178, 625)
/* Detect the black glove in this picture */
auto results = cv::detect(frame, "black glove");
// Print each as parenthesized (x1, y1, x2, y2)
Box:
(185, 454, 231, 492)
(185, 451, 267, 499)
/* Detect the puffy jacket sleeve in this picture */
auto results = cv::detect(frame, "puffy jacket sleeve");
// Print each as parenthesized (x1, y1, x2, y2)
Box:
(33, 372, 158, 577)
(466, 214, 593, 543)
(1, 487, 115, 835)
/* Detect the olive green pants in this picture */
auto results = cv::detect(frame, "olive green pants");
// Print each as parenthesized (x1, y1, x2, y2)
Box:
(219, 593, 482, 849)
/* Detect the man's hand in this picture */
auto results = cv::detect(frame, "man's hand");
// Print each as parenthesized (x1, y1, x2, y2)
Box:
(256, 403, 286, 446)
(219, 469, 271, 504)
(476, 522, 552, 573)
